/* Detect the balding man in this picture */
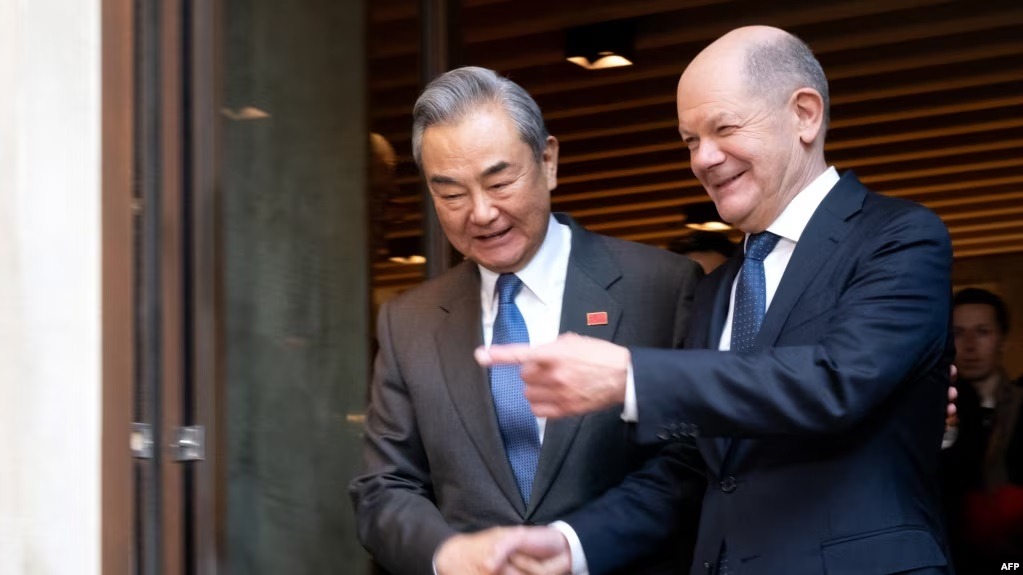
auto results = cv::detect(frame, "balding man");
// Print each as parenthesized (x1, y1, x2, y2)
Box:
(484, 26, 954, 575)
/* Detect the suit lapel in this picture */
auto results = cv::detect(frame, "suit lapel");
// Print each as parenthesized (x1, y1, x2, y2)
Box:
(527, 216, 622, 517)
(754, 172, 865, 350)
(708, 253, 742, 349)
(435, 263, 527, 515)
(722, 172, 867, 470)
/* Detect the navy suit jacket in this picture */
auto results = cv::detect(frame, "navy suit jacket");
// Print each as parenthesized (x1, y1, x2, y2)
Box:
(626, 173, 954, 575)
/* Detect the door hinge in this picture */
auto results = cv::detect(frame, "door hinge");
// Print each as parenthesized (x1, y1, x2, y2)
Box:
(172, 425, 206, 462)
(131, 423, 154, 459)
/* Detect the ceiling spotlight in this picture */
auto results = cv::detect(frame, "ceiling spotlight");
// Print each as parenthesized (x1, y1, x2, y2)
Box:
(220, 106, 271, 121)
(385, 236, 427, 265)
(565, 20, 635, 70)
(388, 255, 427, 265)
(687, 221, 732, 232)
(684, 202, 731, 232)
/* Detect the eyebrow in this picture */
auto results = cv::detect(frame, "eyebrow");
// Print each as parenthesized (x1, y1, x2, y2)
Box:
(481, 161, 511, 178)
(681, 111, 734, 132)
(428, 161, 512, 186)
(429, 174, 459, 186)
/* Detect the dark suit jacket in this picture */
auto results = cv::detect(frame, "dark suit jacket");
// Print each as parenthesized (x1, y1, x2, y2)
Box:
(620, 173, 953, 575)
(350, 214, 706, 575)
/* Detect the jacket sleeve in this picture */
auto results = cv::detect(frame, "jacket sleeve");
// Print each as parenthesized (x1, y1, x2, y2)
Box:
(565, 439, 706, 574)
(348, 301, 456, 575)
(566, 258, 706, 575)
(632, 206, 952, 442)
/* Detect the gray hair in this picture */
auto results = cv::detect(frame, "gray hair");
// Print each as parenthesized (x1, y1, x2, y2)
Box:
(745, 34, 831, 136)
(411, 66, 549, 168)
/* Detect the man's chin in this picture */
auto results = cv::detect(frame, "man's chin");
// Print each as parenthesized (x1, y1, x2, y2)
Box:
(959, 369, 994, 383)
(474, 256, 523, 275)
(472, 244, 530, 274)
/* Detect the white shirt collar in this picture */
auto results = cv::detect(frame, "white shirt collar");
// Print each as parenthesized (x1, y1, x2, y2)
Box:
(479, 215, 569, 310)
(765, 166, 839, 244)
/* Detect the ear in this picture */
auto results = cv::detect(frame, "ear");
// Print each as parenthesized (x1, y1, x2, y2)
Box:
(542, 135, 559, 191)
(791, 88, 825, 146)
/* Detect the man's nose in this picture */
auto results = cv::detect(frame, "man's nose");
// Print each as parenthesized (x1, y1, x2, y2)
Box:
(691, 139, 726, 172)
(469, 192, 498, 225)
(957, 334, 977, 351)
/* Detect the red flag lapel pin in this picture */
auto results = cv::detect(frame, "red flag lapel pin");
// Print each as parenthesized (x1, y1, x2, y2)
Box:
(586, 311, 609, 326)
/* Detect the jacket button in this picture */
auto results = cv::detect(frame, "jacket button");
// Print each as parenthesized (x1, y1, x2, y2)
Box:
(720, 476, 737, 493)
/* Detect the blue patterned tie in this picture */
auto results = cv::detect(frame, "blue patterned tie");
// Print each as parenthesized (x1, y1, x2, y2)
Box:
(730, 231, 781, 353)
(490, 274, 541, 504)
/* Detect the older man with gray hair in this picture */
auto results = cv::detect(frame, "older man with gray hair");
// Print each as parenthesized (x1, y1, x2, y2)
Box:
(349, 67, 705, 575)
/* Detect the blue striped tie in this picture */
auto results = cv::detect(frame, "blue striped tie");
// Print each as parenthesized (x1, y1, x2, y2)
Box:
(490, 274, 541, 503)
(730, 232, 781, 352)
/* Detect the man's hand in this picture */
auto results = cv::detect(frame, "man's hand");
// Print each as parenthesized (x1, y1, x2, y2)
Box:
(435, 527, 568, 575)
(477, 333, 630, 418)
(947, 365, 959, 432)
(435, 528, 518, 575)
(506, 528, 572, 575)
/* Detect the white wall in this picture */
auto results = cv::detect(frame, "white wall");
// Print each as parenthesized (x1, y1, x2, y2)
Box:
(0, 0, 102, 573)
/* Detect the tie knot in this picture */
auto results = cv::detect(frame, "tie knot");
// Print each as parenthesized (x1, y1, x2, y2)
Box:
(496, 274, 523, 304)
(745, 232, 780, 261)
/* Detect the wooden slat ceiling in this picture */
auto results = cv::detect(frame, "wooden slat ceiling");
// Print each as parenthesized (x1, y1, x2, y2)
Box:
(369, 0, 1023, 289)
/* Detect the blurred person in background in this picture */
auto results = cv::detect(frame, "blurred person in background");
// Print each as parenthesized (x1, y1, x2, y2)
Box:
(941, 288, 1023, 571)
(667, 231, 737, 275)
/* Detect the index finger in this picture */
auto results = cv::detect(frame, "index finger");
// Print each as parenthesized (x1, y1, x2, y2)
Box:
(475, 343, 535, 367)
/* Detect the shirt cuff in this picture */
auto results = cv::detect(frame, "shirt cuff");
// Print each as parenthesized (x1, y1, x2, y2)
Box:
(621, 361, 638, 422)
(549, 521, 590, 575)
(941, 426, 958, 450)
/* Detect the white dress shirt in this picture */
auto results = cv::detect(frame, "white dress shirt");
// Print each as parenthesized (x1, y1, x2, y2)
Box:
(717, 166, 839, 349)
(479, 214, 572, 440)
(623, 167, 839, 417)
(479, 216, 590, 575)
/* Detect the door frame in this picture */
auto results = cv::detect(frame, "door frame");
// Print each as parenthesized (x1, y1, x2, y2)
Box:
(102, 0, 221, 572)
(101, 0, 136, 573)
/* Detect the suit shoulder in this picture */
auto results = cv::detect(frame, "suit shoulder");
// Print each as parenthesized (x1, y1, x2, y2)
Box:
(862, 190, 949, 238)
(864, 189, 941, 222)
(383, 260, 476, 314)
(596, 234, 702, 279)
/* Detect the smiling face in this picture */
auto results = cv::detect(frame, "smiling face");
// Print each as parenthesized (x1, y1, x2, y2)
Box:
(678, 82, 794, 233)
(676, 28, 825, 233)
(420, 104, 558, 273)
